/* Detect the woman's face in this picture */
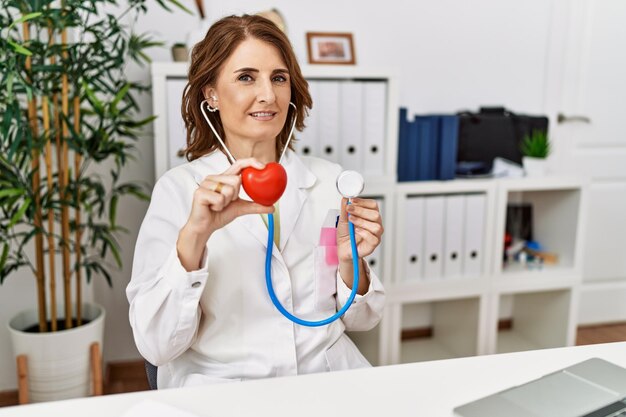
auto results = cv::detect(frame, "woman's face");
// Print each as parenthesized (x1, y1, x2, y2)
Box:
(207, 37, 291, 148)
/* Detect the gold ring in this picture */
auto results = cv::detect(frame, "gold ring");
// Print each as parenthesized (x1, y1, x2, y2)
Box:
(214, 182, 224, 194)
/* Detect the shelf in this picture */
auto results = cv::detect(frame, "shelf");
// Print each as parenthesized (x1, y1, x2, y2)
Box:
(396, 179, 496, 196)
(492, 289, 574, 354)
(496, 331, 542, 354)
(400, 339, 460, 363)
(496, 186, 583, 275)
(387, 277, 488, 304)
(493, 268, 580, 292)
(397, 297, 482, 364)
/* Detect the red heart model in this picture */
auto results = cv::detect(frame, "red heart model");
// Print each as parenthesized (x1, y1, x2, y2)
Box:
(241, 162, 287, 206)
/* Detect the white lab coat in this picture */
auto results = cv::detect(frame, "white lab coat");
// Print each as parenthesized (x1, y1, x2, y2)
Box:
(127, 150, 385, 389)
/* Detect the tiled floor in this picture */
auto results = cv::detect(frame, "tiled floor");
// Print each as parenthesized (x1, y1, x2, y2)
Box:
(2, 322, 626, 407)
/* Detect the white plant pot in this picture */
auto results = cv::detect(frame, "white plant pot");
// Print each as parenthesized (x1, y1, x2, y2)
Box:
(522, 156, 548, 177)
(7, 303, 105, 403)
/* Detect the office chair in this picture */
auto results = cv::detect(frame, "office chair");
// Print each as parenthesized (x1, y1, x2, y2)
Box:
(144, 361, 158, 390)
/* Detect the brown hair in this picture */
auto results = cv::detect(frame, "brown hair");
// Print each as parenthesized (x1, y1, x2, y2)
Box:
(181, 14, 312, 162)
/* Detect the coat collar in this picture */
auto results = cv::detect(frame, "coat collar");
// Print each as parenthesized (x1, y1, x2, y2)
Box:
(197, 150, 316, 254)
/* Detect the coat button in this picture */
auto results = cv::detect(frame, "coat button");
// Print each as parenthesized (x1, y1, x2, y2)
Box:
(191, 281, 201, 288)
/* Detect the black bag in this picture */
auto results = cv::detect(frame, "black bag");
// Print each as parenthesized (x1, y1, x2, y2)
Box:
(456, 107, 549, 167)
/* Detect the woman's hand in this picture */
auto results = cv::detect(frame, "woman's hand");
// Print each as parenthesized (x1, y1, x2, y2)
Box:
(177, 158, 274, 271)
(336, 198, 384, 262)
(336, 198, 384, 294)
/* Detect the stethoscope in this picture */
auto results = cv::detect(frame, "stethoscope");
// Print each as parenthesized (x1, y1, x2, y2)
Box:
(200, 100, 363, 327)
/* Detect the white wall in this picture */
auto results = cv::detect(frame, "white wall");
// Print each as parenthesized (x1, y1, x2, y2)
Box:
(1, 0, 608, 391)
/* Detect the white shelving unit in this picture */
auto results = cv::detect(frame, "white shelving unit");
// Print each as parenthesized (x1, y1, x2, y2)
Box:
(151, 62, 588, 368)
(378, 177, 587, 366)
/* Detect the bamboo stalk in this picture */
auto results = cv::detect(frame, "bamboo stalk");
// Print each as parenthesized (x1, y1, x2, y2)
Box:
(23, 20, 47, 333)
(46, 24, 58, 332)
(42, 96, 57, 332)
(60, 21, 72, 329)
(74, 96, 83, 326)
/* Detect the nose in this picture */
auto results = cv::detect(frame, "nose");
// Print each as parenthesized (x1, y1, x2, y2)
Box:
(256, 78, 276, 104)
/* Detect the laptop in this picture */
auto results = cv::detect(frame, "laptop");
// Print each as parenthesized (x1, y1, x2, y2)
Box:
(454, 358, 626, 417)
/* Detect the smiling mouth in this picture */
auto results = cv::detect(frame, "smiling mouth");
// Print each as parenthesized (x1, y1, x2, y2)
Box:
(249, 111, 277, 120)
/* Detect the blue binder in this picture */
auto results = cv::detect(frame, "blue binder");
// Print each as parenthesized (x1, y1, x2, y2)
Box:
(415, 116, 438, 181)
(407, 116, 420, 181)
(397, 108, 410, 181)
(438, 115, 460, 180)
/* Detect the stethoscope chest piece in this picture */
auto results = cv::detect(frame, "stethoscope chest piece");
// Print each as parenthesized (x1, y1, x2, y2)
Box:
(336, 170, 364, 199)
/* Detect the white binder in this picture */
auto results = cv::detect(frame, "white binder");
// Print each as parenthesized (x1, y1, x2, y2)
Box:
(166, 78, 188, 170)
(296, 80, 320, 157)
(443, 195, 465, 278)
(463, 193, 486, 277)
(423, 196, 445, 279)
(362, 81, 386, 177)
(366, 197, 384, 277)
(404, 196, 425, 280)
(317, 80, 341, 163)
(339, 81, 364, 171)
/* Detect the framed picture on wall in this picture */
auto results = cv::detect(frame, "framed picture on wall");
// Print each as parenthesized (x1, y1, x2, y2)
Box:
(306, 32, 356, 65)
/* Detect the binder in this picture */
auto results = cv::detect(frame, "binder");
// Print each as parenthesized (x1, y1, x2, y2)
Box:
(317, 80, 341, 163)
(397, 108, 410, 181)
(407, 117, 421, 181)
(443, 195, 465, 278)
(423, 196, 445, 279)
(463, 193, 486, 277)
(366, 197, 384, 277)
(166, 78, 188, 170)
(428, 116, 441, 180)
(438, 115, 459, 180)
(339, 81, 363, 171)
(362, 81, 386, 177)
(296, 80, 320, 157)
(415, 116, 437, 181)
(404, 196, 425, 280)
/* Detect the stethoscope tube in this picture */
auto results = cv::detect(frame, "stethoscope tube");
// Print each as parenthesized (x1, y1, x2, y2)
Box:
(200, 99, 360, 326)
(265, 205, 359, 327)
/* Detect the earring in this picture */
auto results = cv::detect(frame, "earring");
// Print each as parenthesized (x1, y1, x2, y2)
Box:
(207, 97, 219, 113)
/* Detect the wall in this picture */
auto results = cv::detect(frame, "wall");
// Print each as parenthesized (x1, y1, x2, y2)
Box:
(2, 0, 611, 390)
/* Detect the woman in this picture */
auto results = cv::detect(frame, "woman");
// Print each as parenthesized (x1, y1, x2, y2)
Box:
(127, 14, 385, 389)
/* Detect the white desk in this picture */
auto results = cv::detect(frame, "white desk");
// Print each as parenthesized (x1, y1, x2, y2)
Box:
(3, 342, 626, 417)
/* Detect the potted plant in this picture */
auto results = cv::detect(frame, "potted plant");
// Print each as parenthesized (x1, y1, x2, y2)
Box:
(521, 129, 551, 177)
(0, 0, 190, 402)
(171, 42, 189, 62)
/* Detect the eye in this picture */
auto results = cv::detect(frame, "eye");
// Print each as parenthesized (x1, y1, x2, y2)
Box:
(272, 74, 288, 83)
(238, 74, 253, 82)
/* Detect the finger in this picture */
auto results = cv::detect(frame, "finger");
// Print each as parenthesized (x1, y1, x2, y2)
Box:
(347, 203, 382, 223)
(200, 175, 241, 190)
(223, 158, 265, 175)
(350, 198, 379, 210)
(354, 227, 381, 248)
(229, 199, 275, 217)
(346, 215, 384, 238)
(199, 178, 240, 203)
(339, 197, 349, 222)
(194, 187, 228, 211)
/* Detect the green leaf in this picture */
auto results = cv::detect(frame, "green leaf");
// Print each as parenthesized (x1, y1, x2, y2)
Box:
(9, 198, 31, 228)
(109, 195, 118, 228)
(0, 189, 25, 198)
(7, 40, 33, 56)
(110, 83, 131, 113)
(8, 12, 43, 30)
(0, 244, 9, 273)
